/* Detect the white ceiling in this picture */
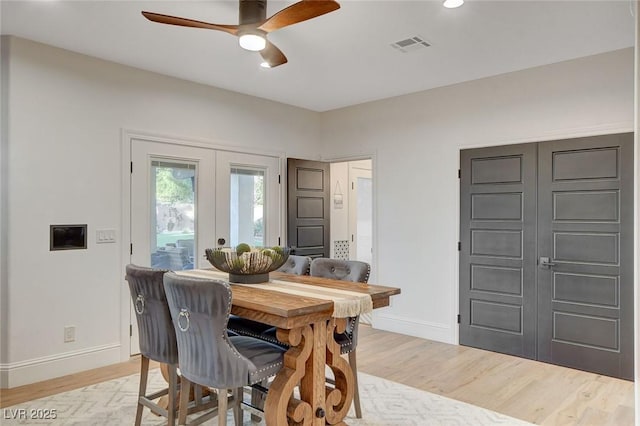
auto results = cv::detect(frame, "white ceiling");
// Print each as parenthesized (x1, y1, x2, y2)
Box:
(1, 0, 635, 112)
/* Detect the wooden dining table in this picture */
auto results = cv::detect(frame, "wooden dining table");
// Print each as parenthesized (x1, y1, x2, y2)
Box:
(176, 268, 401, 426)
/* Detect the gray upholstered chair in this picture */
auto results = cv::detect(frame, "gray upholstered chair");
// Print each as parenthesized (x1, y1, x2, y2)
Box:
(125, 264, 179, 426)
(163, 272, 286, 426)
(310, 258, 370, 419)
(277, 254, 312, 275)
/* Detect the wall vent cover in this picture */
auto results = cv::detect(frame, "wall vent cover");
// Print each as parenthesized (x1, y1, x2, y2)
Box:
(391, 36, 431, 53)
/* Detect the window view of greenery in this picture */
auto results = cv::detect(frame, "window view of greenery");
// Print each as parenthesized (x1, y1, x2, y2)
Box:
(230, 168, 265, 247)
(151, 164, 195, 270)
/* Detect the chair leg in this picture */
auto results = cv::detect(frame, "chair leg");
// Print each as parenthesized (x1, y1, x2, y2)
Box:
(135, 356, 150, 426)
(178, 377, 191, 425)
(167, 364, 178, 426)
(217, 388, 228, 426)
(250, 378, 267, 422)
(194, 383, 203, 406)
(233, 388, 243, 426)
(348, 350, 362, 419)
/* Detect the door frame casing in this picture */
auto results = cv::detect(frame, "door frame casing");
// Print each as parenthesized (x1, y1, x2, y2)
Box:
(119, 129, 285, 360)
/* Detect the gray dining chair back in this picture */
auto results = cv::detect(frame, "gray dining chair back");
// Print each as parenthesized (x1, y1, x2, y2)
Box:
(277, 255, 311, 275)
(125, 264, 178, 425)
(310, 258, 370, 419)
(310, 258, 370, 283)
(163, 272, 286, 426)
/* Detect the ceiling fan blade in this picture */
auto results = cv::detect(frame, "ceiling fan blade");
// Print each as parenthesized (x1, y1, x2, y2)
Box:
(258, 0, 340, 33)
(260, 41, 288, 68)
(142, 11, 239, 36)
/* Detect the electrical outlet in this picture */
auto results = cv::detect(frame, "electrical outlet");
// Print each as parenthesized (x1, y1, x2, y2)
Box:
(64, 326, 76, 343)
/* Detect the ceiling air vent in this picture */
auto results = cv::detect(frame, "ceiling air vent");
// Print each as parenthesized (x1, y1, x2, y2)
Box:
(391, 36, 431, 53)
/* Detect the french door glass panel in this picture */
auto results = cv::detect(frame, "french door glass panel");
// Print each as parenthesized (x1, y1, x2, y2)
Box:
(150, 160, 196, 270)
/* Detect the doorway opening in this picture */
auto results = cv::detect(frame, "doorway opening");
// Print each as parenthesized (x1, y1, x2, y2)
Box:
(330, 159, 374, 323)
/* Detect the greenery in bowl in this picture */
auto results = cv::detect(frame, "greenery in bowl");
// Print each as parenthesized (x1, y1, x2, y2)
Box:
(205, 245, 290, 284)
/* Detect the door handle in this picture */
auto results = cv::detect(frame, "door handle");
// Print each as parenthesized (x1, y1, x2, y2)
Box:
(539, 257, 556, 268)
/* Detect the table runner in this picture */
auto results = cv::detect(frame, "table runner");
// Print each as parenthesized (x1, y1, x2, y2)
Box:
(174, 269, 372, 318)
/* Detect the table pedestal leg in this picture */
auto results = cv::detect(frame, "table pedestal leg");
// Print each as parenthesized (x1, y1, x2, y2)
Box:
(325, 318, 354, 425)
(264, 319, 355, 426)
(265, 325, 314, 425)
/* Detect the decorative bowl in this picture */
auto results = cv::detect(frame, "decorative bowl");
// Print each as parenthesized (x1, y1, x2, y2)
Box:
(205, 245, 290, 284)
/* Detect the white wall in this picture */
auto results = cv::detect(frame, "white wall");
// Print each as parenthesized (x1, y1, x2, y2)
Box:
(0, 36, 321, 387)
(320, 48, 635, 344)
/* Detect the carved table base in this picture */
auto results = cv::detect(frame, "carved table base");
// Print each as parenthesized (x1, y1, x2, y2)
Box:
(265, 318, 354, 426)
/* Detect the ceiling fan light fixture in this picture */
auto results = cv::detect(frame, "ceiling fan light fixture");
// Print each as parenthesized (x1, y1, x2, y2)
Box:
(239, 33, 266, 51)
(260, 61, 272, 68)
(443, 0, 464, 8)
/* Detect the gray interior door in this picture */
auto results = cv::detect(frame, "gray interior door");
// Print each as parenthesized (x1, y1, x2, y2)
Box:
(459, 144, 538, 358)
(537, 133, 634, 380)
(286, 158, 330, 258)
(459, 132, 634, 380)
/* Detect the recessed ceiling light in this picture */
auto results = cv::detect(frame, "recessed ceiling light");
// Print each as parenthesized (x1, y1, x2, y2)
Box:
(443, 0, 464, 8)
(260, 62, 271, 69)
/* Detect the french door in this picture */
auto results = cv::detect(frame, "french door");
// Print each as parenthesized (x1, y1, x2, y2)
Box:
(129, 138, 281, 354)
(459, 132, 633, 379)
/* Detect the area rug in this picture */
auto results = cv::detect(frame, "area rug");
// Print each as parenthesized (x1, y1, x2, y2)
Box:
(2, 369, 532, 425)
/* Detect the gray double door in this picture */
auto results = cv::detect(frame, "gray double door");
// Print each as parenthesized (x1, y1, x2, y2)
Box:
(459, 133, 633, 380)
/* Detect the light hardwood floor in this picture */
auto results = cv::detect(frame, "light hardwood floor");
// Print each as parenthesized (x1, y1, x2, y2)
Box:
(0, 326, 634, 425)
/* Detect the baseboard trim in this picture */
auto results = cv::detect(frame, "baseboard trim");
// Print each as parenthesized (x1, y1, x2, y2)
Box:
(0, 343, 121, 389)
(372, 313, 455, 344)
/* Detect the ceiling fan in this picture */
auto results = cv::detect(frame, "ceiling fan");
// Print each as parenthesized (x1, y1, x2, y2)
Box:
(142, 0, 340, 68)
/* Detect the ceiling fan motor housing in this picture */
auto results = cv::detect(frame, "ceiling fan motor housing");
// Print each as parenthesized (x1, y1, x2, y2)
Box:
(239, 0, 267, 25)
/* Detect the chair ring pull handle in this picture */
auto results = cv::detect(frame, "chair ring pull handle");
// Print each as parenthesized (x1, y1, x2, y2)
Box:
(178, 309, 190, 332)
(135, 295, 145, 315)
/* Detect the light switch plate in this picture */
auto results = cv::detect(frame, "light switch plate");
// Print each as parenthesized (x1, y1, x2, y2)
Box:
(96, 229, 116, 243)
